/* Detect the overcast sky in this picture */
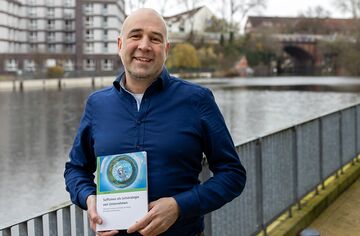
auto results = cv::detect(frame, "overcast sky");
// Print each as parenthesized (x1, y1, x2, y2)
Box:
(143, 0, 350, 19)
(261, 0, 346, 18)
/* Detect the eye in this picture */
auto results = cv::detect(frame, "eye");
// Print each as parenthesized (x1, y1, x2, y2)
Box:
(151, 37, 162, 43)
(129, 34, 141, 40)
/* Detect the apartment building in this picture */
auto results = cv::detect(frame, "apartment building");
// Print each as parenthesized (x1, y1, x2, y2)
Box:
(0, 0, 125, 75)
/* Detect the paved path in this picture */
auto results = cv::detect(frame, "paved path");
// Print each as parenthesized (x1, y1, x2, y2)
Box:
(309, 177, 360, 236)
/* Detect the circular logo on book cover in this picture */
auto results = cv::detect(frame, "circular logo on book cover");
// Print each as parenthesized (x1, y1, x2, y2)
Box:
(107, 155, 138, 188)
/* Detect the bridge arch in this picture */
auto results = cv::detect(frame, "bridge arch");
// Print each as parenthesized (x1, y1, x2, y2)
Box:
(282, 45, 315, 75)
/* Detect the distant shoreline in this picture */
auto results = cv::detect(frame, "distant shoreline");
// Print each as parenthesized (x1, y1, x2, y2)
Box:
(0, 77, 115, 91)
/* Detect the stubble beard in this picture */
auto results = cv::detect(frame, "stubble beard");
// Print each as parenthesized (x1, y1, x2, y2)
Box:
(127, 65, 163, 82)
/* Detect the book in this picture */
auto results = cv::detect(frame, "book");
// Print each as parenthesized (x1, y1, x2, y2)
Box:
(96, 151, 148, 231)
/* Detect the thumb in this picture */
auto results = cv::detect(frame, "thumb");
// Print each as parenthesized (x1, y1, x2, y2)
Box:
(89, 210, 102, 224)
(86, 195, 102, 224)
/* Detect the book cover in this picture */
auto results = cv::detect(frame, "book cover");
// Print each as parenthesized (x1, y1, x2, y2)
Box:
(96, 151, 148, 231)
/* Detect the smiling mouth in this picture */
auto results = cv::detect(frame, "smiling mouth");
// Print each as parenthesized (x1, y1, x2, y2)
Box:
(134, 57, 152, 62)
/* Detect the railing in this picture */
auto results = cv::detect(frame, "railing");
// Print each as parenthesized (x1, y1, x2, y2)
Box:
(0, 202, 94, 236)
(205, 103, 360, 236)
(1, 103, 360, 236)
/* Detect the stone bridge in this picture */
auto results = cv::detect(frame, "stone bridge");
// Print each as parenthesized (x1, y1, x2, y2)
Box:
(273, 34, 327, 75)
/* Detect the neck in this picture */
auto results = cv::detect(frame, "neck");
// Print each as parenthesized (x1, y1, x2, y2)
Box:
(123, 74, 156, 94)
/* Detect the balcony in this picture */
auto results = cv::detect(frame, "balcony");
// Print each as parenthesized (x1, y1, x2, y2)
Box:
(84, 22, 94, 28)
(28, 11, 37, 18)
(85, 35, 94, 41)
(29, 24, 37, 30)
(47, 36, 56, 42)
(64, 36, 74, 43)
(47, 12, 55, 18)
(47, 25, 56, 31)
(84, 8, 94, 15)
(84, 47, 94, 53)
(64, 25, 74, 31)
(64, 12, 74, 19)
(28, 36, 37, 42)
(101, 8, 108, 15)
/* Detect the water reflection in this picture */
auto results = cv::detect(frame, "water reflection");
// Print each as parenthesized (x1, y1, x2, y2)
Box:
(1, 84, 360, 226)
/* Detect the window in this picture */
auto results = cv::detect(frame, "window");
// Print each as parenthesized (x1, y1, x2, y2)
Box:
(4, 59, 18, 72)
(63, 59, 74, 71)
(64, 9, 73, 18)
(47, 8, 55, 18)
(24, 59, 36, 72)
(103, 43, 108, 52)
(102, 4, 108, 14)
(103, 30, 108, 40)
(65, 32, 73, 42)
(102, 17, 108, 27)
(84, 59, 95, 71)
(101, 59, 113, 71)
(29, 20, 37, 29)
(85, 30, 94, 40)
(65, 44, 74, 53)
(84, 3, 93, 14)
(47, 44, 56, 52)
(48, 20, 55, 30)
(64, 0, 71, 7)
(47, 32, 55, 41)
(29, 32, 37, 41)
(29, 43, 38, 52)
(84, 43, 94, 53)
(46, 0, 55, 6)
(28, 7, 36, 17)
(85, 16, 93, 27)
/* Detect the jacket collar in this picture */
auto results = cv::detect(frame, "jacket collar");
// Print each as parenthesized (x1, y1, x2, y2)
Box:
(113, 66, 170, 92)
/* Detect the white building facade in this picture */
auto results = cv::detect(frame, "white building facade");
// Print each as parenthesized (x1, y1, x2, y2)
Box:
(164, 6, 220, 43)
(0, 0, 125, 75)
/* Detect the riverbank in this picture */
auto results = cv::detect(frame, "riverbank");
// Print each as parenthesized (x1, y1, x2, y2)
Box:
(2, 76, 360, 92)
(0, 77, 114, 91)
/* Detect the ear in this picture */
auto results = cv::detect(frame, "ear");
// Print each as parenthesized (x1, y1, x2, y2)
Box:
(117, 36, 122, 56)
(165, 42, 170, 56)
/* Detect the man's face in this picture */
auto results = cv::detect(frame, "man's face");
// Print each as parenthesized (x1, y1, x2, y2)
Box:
(118, 10, 170, 81)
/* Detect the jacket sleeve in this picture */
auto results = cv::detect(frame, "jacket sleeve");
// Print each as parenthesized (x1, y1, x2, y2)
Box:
(174, 88, 246, 218)
(64, 97, 96, 210)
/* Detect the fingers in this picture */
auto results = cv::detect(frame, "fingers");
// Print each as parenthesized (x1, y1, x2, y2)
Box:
(85, 195, 119, 236)
(96, 230, 119, 236)
(86, 195, 103, 232)
(127, 210, 154, 233)
(138, 218, 165, 236)
(127, 197, 180, 236)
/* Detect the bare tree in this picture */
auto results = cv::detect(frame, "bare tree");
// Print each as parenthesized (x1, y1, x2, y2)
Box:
(232, 0, 267, 28)
(333, 0, 360, 18)
(126, 0, 149, 13)
(159, 0, 170, 15)
(300, 5, 331, 18)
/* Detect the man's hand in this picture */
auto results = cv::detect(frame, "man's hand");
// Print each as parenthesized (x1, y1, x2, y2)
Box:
(86, 195, 119, 236)
(127, 197, 180, 236)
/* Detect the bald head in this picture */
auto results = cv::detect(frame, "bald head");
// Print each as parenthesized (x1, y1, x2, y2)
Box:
(117, 7, 170, 87)
(121, 8, 168, 42)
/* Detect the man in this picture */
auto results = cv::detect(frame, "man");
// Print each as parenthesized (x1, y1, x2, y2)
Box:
(64, 8, 246, 236)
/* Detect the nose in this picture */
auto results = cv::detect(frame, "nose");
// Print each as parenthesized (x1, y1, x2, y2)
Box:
(138, 37, 151, 51)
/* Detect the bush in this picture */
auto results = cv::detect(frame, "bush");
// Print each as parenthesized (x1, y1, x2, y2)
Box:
(46, 66, 64, 78)
(166, 43, 200, 69)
